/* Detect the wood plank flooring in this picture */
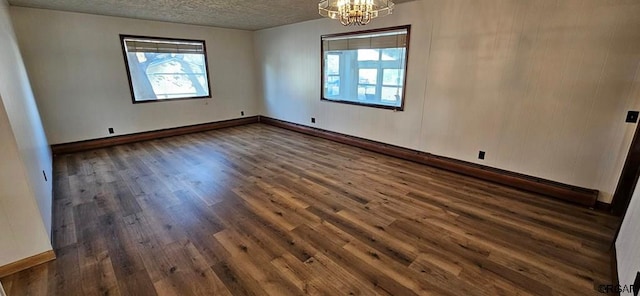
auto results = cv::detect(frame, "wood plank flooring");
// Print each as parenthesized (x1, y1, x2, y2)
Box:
(1, 123, 620, 295)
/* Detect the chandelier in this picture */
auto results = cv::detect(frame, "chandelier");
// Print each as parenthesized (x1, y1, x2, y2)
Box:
(319, 0, 395, 26)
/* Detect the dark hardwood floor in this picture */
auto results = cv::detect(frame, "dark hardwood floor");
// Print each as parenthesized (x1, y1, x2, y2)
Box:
(1, 123, 620, 295)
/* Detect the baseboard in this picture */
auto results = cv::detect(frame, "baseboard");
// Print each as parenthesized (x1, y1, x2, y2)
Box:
(596, 201, 613, 212)
(0, 250, 56, 278)
(49, 115, 600, 206)
(51, 116, 260, 155)
(260, 116, 599, 207)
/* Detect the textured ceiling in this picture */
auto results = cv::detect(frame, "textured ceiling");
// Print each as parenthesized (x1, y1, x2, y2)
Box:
(7, 0, 415, 31)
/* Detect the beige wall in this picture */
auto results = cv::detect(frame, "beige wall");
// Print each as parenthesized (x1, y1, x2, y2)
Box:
(255, 0, 640, 203)
(616, 179, 640, 295)
(0, 0, 53, 267)
(10, 7, 259, 145)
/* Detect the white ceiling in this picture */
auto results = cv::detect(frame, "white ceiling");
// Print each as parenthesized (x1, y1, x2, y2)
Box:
(7, 0, 415, 31)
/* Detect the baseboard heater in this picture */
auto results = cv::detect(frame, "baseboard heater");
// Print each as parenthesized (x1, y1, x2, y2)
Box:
(259, 116, 599, 207)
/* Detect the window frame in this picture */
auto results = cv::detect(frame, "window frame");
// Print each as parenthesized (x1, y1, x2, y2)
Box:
(119, 34, 213, 104)
(320, 25, 411, 111)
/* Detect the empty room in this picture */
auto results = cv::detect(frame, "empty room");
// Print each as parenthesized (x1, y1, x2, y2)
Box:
(1, 0, 640, 295)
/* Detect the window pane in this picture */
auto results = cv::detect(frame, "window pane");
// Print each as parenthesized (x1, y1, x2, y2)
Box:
(326, 75, 340, 97)
(122, 36, 210, 102)
(357, 49, 379, 61)
(358, 85, 376, 100)
(326, 54, 340, 75)
(383, 69, 403, 86)
(142, 53, 208, 99)
(381, 48, 404, 61)
(359, 69, 378, 85)
(382, 87, 402, 102)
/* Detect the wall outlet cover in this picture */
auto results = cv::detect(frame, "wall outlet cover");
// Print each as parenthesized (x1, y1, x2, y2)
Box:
(478, 151, 486, 160)
(311, 117, 316, 123)
(626, 111, 639, 123)
(108, 128, 115, 134)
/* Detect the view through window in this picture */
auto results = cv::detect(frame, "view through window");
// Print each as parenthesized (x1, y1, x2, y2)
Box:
(120, 35, 211, 103)
(322, 26, 410, 110)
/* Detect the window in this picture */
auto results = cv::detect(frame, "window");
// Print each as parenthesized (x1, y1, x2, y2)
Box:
(321, 26, 410, 110)
(120, 35, 211, 103)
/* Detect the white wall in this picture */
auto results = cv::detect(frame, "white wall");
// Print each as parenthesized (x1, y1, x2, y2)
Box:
(0, 0, 53, 267)
(9, 7, 259, 145)
(255, 0, 640, 203)
(616, 180, 640, 295)
(0, 97, 52, 266)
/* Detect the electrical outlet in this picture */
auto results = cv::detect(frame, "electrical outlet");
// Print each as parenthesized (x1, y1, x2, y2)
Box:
(42, 170, 47, 182)
(108, 128, 114, 134)
(478, 151, 486, 160)
(241, 111, 245, 116)
(627, 111, 639, 123)
(311, 117, 316, 123)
